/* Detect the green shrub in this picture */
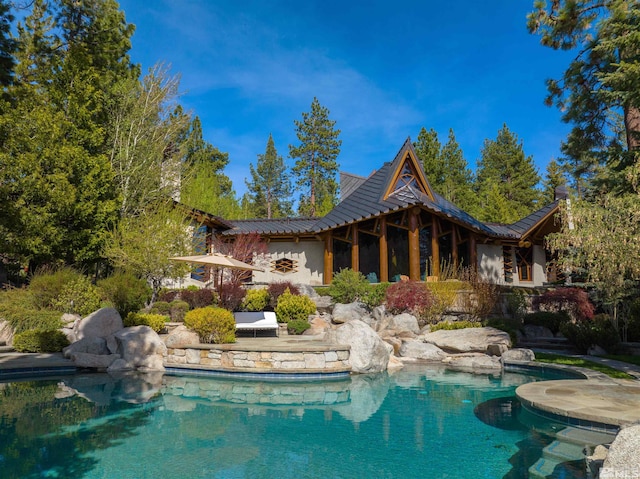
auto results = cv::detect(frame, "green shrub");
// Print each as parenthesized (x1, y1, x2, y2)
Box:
(124, 312, 168, 333)
(149, 301, 171, 315)
(169, 300, 190, 322)
(287, 319, 311, 335)
(241, 289, 270, 312)
(327, 268, 370, 303)
(51, 276, 102, 317)
(28, 266, 81, 310)
(423, 281, 466, 324)
(267, 281, 300, 309)
(524, 311, 569, 334)
(97, 272, 151, 317)
(505, 289, 528, 320)
(0, 288, 63, 334)
(430, 320, 482, 332)
(184, 307, 236, 344)
(12, 329, 69, 353)
(362, 282, 390, 309)
(275, 290, 316, 323)
(560, 315, 620, 354)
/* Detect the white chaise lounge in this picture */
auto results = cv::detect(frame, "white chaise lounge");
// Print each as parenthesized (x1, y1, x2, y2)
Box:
(233, 311, 279, 337)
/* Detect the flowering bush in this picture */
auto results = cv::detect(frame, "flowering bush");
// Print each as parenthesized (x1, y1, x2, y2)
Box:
(532, 287, 595, 322)
(385, 281, 433, 317)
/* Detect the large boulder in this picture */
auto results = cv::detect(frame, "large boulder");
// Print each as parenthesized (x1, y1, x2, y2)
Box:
(422, 327, 511, 354)
(303, 315, 332, 336)
(63, 336, 109, 358)
(386, 313, 420, 335)
(399, 340, 448, 361)
(164, 324, 200, 348)
(110, 325, 167, 372)
(523, 324, 554, 338)
(332, 302, 370, 325)
(442, 353, 502, 371)
(501, 348, 535, 362)
(0, 319, 14, 346)
(312, 296, 334, 314)
(326, 320, 389, 373)
(601, 423, 640, 479)
(74, 307, 124, 341)
(70, 352, 120, 369)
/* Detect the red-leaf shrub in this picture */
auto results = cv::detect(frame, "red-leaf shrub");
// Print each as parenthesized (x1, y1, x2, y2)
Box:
(267, 281, 300, 309)
(532, 287, 595, 322)
(180, 289, 218, 309)
(385, 281, 433, 316)
(218, 283, 246, 312)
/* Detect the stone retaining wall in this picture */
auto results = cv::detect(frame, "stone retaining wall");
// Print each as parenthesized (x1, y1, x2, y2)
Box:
(164, 344, 351, 373)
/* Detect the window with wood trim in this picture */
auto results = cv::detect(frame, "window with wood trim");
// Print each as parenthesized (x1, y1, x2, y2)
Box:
(271, 257, 298, 274)
(393, 161, 423, 193)
(516, 247, 533, 282)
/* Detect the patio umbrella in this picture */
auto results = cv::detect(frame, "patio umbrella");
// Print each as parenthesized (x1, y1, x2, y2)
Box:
(170, 253, 264, 272)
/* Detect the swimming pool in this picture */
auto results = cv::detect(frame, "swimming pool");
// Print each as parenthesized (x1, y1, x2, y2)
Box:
(0, 365, 612, 478)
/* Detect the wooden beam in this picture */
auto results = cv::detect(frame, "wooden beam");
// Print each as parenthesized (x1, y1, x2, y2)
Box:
(409, 208, 420, 281)
(379, 217, 388, 282)
(351, 227, 359, 273)
(324, 232, 333, 284)
(431, 215, 440, 278)
(470, 234, 477, 273)
(452, 225, 459, 268)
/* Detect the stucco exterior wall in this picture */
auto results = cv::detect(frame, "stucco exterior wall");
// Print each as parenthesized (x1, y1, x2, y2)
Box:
(477, 244, 505, 285)
(252, 240, 325, 285)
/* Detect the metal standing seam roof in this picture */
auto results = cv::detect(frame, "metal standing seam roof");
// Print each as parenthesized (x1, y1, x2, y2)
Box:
(221, 217, 318, 236)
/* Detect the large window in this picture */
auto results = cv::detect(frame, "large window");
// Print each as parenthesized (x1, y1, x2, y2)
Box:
(333, 239, 351, 274)
(359, 231, 380, 282)
(517, 247, 533, 282)
(387, 225, 409, 281)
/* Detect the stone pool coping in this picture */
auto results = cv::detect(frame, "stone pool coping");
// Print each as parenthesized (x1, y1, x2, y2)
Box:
(506, 359, 640, 433)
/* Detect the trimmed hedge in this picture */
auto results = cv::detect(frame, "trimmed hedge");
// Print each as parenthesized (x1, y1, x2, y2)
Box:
(275, 290, 316, 323)
(13, 329, 69, 353)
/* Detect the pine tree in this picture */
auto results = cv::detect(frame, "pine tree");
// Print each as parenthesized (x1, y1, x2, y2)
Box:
(542, 159, 568, 203)
(528, 0, 640, 193)
(413, 127, 443, 185)
(246, 134, 293, 218)
(0, 0, 16, 86)
(476, 124, 542, 223)
(289, 97, 341, 217)
(439, 129, 476, 213)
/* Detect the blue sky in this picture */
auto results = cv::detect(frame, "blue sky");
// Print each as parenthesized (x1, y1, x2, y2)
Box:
(118, 0, 574, 197)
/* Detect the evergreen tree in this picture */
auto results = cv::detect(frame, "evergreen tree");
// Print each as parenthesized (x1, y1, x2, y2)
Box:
(542, 158, 568, 203)
(528, 0, 640, 193)
(476, 124, 542, 223)
(439, 129, 476, 213)
(413, 127, 444, 185)
(0, 0, 16, 86)
(246, 134, 293, 218)
(289, 97, 341, 217)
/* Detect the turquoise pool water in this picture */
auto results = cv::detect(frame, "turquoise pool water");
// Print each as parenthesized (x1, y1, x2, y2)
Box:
(0, 365, 606, 478)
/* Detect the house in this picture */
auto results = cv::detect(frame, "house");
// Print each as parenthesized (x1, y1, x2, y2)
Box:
(204, 138, 564, 287)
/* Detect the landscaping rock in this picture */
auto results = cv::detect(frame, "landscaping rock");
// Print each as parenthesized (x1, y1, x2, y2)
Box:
(601, 423, 640, 479)
(63, 337, 109, 358)
(422, 327, 511, 354)
(312, 295, 333, 314)
(387, 354, 404, 371)
(296, 283, 320, 299)
(0, 319, 14, 346)
(164, 324, 200, 348)
(70, 352, 120, 369)
(111, 325, 167, 372)
(486, 343, 508, 356)
(61, 313, 80, 326)
(386, 313, 420, 335)
(326, 319, 389, 373)
(332, 302, 370, 324)
(304, 315, 332, 336)
(381, 335, 402, 355)
(442, 353, 502, 371)
(501, 348, 535, 362)
(523, 324, 554, 338)
(74, 307, 124, 341)
(399, 340, 448, 361)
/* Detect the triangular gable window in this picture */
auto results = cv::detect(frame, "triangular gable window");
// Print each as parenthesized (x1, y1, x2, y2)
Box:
(393, 161, 423, 193)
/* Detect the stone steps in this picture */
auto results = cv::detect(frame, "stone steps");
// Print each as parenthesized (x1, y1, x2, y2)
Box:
(528, 427, 615, 479)
(517, 337, 579, 354)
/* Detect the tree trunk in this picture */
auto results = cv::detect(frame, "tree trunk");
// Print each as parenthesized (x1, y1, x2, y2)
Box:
(624, 103, 640, 151)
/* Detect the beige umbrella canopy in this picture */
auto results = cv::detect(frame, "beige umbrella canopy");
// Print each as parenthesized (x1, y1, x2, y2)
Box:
(170, 253, 264, 272)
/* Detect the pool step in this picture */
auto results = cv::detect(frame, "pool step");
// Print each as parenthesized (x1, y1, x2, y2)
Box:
(528, 427, 614, 479)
